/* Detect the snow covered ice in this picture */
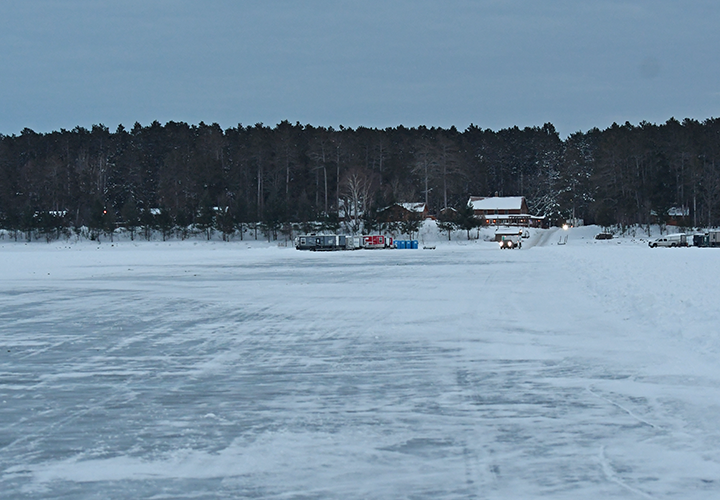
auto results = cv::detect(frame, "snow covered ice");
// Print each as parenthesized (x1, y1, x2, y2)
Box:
(2, 227, 720, 498)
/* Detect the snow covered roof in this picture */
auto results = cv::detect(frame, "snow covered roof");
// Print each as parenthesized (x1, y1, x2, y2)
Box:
(484, 214, 533, 219)
(469, 196, 525, 211)
(668, 207, 690, 217)
(397, 202, 427, 213)
(494, 227, 523, 235)
(38, 210, 68, 217)
(650, 207, 690, 217)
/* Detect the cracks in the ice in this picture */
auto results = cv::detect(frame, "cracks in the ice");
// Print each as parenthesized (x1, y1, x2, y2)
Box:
(586, 386, 660, 430)
(599, 446, 654, 499)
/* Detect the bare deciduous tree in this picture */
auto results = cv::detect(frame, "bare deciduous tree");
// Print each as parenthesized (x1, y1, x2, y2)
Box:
(341, 167, 377, 234)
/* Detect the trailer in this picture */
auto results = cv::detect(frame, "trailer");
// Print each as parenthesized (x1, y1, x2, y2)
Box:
(295, 235, 349, 251)
(294, 234, 389, 251)
(295, 235, 317, 250)
(346, 236, 362, 249)
(362, 235, 391, 249)
(692, 231, 720, 248)
(711, 231, 720, 247)
(693, 234, 709, 247)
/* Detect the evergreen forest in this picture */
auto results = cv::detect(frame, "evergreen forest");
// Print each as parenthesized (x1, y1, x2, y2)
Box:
(1, 117, 719, 241)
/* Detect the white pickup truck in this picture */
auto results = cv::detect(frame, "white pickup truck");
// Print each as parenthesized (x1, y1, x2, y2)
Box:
(648, 233, 688, 248)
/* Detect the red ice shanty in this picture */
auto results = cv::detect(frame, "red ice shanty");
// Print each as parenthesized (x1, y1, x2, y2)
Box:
(362, 235, 391, 249)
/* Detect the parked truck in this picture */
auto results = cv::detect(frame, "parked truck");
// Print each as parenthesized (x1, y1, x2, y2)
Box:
(648, 233, 688, 248)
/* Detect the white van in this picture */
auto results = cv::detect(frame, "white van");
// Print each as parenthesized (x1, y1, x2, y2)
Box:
(648, 233, 688, 248)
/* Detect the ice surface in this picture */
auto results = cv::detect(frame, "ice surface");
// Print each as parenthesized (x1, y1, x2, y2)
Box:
(2, 230, 720, 499)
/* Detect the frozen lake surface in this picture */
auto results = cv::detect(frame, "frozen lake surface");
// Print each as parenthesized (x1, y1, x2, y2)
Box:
(2, 231, 720, 498)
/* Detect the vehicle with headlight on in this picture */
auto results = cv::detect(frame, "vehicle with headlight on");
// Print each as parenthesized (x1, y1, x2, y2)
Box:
(499, 235, 522, 249)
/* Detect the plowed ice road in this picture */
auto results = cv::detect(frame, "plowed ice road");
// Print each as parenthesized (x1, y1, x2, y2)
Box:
(2, 236, 720, 499)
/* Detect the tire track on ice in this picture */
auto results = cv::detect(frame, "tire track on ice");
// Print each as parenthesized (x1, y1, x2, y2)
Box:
(599, 446, 655, 499)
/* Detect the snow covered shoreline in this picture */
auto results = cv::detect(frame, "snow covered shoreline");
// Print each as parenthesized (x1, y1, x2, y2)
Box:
(2, 227, 720, 498)
(0, 220, 692, 247)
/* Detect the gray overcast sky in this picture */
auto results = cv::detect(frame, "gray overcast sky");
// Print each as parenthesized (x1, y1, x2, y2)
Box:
(1, 0, 719, 137)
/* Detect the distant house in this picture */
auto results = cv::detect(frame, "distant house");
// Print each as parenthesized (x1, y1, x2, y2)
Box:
(468, 196, 544, 227)
(647, 206, 691, 226)
(378, 202, 430, 222)
(665, 206, 690, 226)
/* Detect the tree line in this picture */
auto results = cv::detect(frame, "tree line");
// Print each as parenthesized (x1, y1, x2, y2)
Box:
(1, 117, 719, 241)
